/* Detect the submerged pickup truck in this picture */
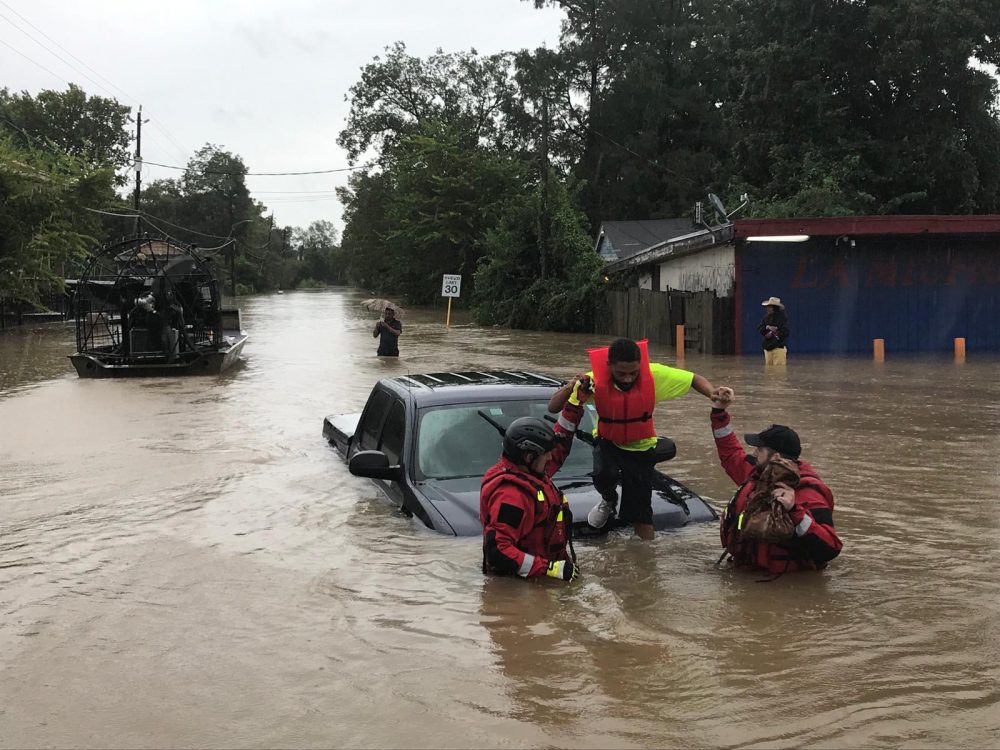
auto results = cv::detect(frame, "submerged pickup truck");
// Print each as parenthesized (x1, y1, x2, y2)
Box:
(322, 370, 718, 537)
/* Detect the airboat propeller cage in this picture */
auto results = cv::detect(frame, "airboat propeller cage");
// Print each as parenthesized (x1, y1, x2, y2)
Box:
(71, 236, 225, 363)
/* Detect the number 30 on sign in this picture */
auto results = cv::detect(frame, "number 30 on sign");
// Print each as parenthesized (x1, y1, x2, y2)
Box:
(441, 274, 462, 298)
(441, 274, 461, 328)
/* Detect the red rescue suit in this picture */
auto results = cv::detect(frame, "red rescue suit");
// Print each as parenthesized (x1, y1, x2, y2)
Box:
(712, 409, 843, 574)
(588, 339, 656, 444)
(480, 403, 582, 578)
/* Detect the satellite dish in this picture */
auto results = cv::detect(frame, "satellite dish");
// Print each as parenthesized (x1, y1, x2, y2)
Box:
(707, 193, 728, 221)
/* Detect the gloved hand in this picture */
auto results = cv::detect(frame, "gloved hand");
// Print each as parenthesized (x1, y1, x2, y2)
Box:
(546, 559, 580, 582)
(568, 374, 593, 406)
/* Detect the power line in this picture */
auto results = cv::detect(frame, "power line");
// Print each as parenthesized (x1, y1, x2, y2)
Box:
(84, 207, 234, 242)
(0, 1, 192, 164)
(138, 210, 235, 241)
(84, 207, 138, 218)
(142, 158, 370, 177)
(0, 1, 129, 100)
(0, 35, 182, 166)
(591, 128, 700, 186)
(0, 34, 69, 84)
(1, 15, 367, 180)
(83, 207, 238, 255)
(251, 189, 340, 195)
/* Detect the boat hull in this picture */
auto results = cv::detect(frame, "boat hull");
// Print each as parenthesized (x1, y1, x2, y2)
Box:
(71, 334, 247, 378)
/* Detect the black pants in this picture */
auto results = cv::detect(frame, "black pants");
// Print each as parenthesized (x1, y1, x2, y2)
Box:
(592, 439, 658, 525)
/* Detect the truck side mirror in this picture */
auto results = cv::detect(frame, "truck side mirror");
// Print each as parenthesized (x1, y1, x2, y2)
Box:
(652, 436, 676, 463)
(349, 450, 403, 481)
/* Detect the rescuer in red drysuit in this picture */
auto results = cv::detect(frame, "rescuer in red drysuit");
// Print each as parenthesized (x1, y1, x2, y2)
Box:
(480, 383, 591, 582)
(711, 388, 843, 575)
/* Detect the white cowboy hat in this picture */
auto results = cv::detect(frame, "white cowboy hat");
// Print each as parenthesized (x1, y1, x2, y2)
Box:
(761, 296, 784, 309)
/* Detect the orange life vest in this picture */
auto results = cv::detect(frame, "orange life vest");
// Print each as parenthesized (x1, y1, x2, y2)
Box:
(587, 339, 657, 444)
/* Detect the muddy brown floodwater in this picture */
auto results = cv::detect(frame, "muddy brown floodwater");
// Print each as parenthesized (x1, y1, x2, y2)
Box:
(1, 288, 998, 748)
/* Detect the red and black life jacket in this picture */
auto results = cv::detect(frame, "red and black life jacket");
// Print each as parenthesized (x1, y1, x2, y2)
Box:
(719, 463, 831, 573)
(588, 339, 657, 444)
(480, 463, 571, 565)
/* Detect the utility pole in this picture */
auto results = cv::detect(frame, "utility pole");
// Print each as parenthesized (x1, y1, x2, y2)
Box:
(268, 215, 277, 289)
(229, 239, 237, 298)
(538, 91, 550, 279)
(133, 105, 147, 234)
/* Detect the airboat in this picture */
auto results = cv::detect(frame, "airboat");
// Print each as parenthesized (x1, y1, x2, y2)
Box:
(68, 236, 248, 378)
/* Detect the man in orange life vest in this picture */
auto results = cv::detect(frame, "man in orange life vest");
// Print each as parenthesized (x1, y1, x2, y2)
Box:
(480, 382, 591, 581)
(710, 387, 842, 574)
(548, 338, 728, 540)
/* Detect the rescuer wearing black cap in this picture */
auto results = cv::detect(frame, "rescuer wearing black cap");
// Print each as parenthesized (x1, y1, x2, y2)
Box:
(744, 424, 801, 459)
(709, 388, 842, 575)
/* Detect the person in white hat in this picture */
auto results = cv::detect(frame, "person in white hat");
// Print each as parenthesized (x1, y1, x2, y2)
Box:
(758, 296, 789, 365)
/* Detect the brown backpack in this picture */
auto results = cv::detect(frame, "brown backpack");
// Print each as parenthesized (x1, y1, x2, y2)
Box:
(740, 455, 800, 543)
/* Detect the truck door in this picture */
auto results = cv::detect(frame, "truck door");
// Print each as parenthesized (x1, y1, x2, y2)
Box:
(352, 388, 392, 459)
(376, 398, 407, 504)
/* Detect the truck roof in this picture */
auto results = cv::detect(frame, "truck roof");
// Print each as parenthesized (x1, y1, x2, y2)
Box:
(380, 370, 565, 407)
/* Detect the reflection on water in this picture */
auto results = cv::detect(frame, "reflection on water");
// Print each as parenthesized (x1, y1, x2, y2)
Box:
(1, 288, 998, 748)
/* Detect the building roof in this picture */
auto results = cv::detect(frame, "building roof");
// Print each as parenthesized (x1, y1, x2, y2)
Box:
(605, 224, 734, 273)
(735, 215, 1000, 239)
(597, 219, 702, 260)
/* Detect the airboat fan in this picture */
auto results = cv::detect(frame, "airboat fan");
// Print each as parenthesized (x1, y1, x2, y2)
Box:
(68, 235, 247, 377)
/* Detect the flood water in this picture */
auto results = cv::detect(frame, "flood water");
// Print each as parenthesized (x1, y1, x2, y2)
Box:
(1, 288, 998, 749)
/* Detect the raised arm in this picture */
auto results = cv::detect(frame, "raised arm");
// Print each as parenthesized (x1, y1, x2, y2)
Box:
(545, 398, 588, 477)
(690, 373, 717, 399)
(710, 390, 755, 486)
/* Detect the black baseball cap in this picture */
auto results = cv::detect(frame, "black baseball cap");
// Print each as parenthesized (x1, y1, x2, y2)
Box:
(745, 424, 801, 459)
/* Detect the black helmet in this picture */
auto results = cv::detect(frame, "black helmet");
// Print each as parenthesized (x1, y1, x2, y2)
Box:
(502, 417, 556, 466)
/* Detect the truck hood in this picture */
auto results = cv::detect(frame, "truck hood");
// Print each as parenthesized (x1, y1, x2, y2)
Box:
(416, 476, 614, 537)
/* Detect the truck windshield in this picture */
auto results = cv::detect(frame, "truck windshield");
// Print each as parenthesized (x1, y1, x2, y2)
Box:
(415, 400, 597, 482)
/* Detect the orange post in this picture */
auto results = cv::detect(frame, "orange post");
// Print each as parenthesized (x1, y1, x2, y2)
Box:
(445, 297, 452, 328)
(676, 325, 685, 359)
(955, 337, 966, 361)
(873, 338, 885, 362)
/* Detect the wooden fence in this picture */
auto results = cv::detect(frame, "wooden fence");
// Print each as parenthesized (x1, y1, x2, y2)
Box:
(597, 288, 735, 354)
(0, 292, 71, 329)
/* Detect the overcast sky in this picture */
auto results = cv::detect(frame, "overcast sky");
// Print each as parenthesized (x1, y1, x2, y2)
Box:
(0, 0, 564, 233)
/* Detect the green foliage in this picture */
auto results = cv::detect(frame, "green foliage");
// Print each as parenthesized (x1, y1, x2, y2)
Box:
(0, 132, 114, 305)
(337, 42, 519, 162)
(296, 278, 331, 289)
(140, 144, 301, 294)
(474, 177, 602, 332)
(292, 220, 343, 287)
(338, 120, 530, 304)
(725, 0, 1000, 216)
(0, 84, 132, 183)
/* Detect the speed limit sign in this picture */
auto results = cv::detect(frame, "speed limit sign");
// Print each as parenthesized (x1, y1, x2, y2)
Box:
(441, 274, 462, 298)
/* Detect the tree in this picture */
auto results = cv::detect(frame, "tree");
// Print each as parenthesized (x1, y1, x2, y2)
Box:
(338, 122, 530, 304)
(0, 133, 115, 306)
(0, 84, 132, 182)
(724, 0, 1000, 215)
(474, 176, 602, 332)
(527, 0, 731, 229)
(138, 145, 284, 294)
(292, 220, 343, 286)
(337, 42, 519, 162)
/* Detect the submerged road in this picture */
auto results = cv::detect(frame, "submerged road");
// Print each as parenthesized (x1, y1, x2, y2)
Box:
(1, 288, 998, 748)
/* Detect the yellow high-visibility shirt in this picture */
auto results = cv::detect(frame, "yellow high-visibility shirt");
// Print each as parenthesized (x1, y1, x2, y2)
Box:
(570, 363, 694, 451)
